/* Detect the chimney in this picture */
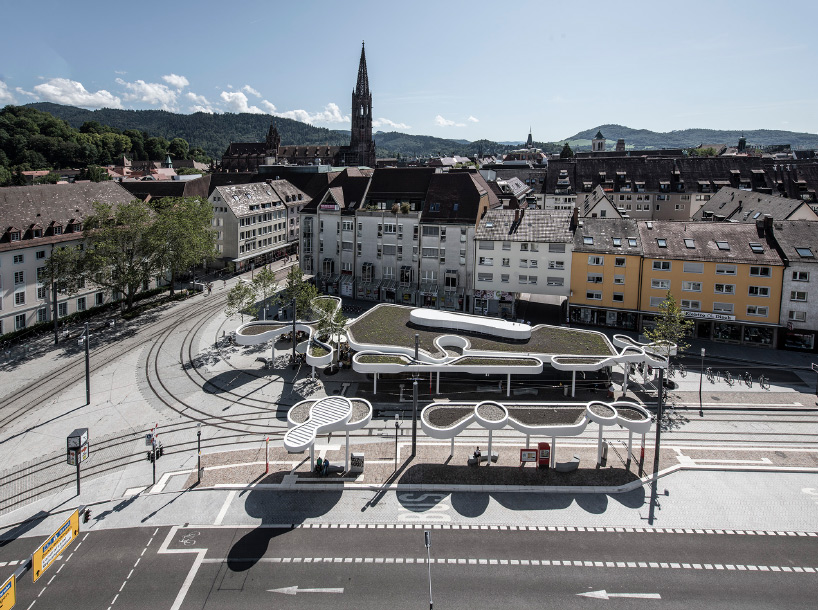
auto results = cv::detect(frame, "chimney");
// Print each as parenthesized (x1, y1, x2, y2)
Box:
(514, 209, 520, 223)
(755, 218, 765, 236)
(570, 207, 579, 231)
(764, 214, 773, 234)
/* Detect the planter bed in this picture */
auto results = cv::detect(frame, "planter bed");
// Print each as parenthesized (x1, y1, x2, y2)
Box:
(476, 403, 505, 421)
(425, 407, 473, 429)
(507, 406, 586, 426)
(589, 403, 615, 418)
(614, 406, 649, 421)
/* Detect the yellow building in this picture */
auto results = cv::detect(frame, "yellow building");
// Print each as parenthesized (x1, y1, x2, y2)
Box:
(569, 219, 643, 330)
(638, 219, 784, 347)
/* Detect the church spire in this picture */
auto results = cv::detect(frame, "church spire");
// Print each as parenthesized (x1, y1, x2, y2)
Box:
(355, 40, 369, 97)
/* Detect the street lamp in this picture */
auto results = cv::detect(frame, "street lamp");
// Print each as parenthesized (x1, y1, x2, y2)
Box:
(394, 414, 401, 471)
(699, 347, 705, 415)
(652, 367, 665, 478)
(291, 297, 297, 367)
(78, 322, 90, 405)
(424, 531, 434, 610)
(197, 423, 202, 484)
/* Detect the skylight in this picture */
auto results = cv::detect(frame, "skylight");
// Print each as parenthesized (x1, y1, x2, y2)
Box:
(684, 239, 695, 249)
(716, 241, 731, 251)
(612, 237, 621, 247)
(749, 242, 764, 254)
(628, 238, 637, 247)
(796, 247, 814, 257)
(583, 236, 594, 245)
(753, 211, 762, 219)
(657, 238, 667, 248)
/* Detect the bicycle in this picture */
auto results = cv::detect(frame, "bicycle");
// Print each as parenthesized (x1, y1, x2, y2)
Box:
(725, 371, 734, 387)
(705, 367, 714, 383)
(743, 371, 752, 388)
(759, 374, 770, 390)
(678, 363, 687, 378)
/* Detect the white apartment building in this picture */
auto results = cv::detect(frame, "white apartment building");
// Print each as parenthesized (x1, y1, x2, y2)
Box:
(473, 209, 575, 318)
(774, 221, 818, 351)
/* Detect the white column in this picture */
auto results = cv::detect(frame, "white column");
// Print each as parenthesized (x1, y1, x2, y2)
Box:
(345, 431, 350, 472)
(506, 373, 511, 397)
(487, 430, 493, 466)
(551, 436, 556, 467)
(436, 371, 440, 395)
(597, 425, 603, 467)
(627, 429, 634, 468)
(571, 370, 576, 397)
(374, 372, 378, 395)
(525, 434, 529, 449)
(450, 437, 454, 457)
(310, 445, 314, 469)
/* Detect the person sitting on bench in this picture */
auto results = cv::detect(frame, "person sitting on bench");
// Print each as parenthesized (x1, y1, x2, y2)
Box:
(315, 457, 323, 474)
(473, 447, 481, 460)
(322, 458, 330, 476)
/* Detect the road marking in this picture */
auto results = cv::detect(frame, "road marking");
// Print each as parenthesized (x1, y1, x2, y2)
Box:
(268, 586, 344, 595)
(579, 590, 661, 600)
(214, 490, 236, 526)
(158, 526, 208, 610)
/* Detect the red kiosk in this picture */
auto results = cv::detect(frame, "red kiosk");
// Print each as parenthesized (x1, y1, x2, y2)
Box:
(537, 442, 550, 469)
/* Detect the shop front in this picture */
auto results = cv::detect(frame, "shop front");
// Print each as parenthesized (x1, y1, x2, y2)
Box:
(782, 328, 817, 351)
(569, 305, 638, 330)
(340, 274, 355, 298)
(419, 282, 439, 308)
(644, 310, 778, 348)
(441, 288, 465, 312)
(356, 279, 382, 301)
(319, 273, 340, 295)
(380, 279, 397, 303)
(398, 284, 417, 306)
(473, 290, 515, 317)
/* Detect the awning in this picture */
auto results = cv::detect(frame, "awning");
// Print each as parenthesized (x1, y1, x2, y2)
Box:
(320, 273, 340, 284)
(340, 275, 355, 285)
(381, 279, 397, 291)
(419, 282, 439, 296)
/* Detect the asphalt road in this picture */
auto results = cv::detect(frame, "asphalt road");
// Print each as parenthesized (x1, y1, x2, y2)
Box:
(6, 524, 817, 610)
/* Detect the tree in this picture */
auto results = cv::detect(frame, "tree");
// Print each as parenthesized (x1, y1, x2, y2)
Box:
(41, 244, 84, 344)
(149, 197, 216, 295)
(313, 298, 347, 371)
(168, 138, 190, 160)
(225, 281, 256, 322)
(277, 265, 317, 320)
(251, 267, 279, 320)
(644, 291, 693, 362)
(560, 142, 574, 159)
(81, 200, 159, 311)
(34, 171, 60, 184)
(78, 165, 110, 182)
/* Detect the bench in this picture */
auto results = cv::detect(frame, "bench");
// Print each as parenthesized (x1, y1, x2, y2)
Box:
(512, 387, 537, 396)
(554, 455, 580, 473)
(467, 452, 499, 466)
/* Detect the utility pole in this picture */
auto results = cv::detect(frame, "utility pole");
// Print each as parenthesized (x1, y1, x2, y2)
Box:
(652, 367, 665, 477)
(699, 348, 705, 416)
(291, 297, 297, 365)
(425, 531, 434, 610)
(52, 280, 59, 345)
(197, 424, 202, 484)
(412, 376, 419, 457)
(83, 322, 90, 405)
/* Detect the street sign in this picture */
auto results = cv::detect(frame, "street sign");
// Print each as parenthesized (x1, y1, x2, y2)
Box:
(520, 449, 537, 464)
(32, 510, 79, 582)
(0, 574, 15, 610)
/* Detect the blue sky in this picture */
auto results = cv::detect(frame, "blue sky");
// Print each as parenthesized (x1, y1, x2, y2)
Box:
(1, 0, 817, 142)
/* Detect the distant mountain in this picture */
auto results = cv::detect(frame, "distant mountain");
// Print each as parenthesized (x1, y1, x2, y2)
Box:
(560, 123, 818, 151)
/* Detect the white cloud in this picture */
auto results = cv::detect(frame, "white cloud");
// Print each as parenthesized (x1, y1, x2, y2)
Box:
(114, 70, 127, 75)
(33, 78, 122, 109)
(435, 114, 465, 127)
(372, 117, 411, 130)
(15, 87, 38, 99)
(116, 78, 178, 111)
(186, 91, 214, 113)
(273, 102, 349, 124)
(468, 116, 479, 123)
(260, 100, 277, 113)
(162, 73, 189, 90)
(220, 90, 265, 114)
(0, 81, 16, 104)
(242, 85, 261, 98)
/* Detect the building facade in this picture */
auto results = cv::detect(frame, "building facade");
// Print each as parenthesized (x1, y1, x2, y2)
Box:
(774, 221, 818, 351)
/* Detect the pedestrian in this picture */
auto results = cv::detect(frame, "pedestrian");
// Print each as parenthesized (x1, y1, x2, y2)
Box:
(473, 447, 481, 460)
(322, 458, 330, 476)
(315, 457, 323, 474)
(207, 283, 212, 296)
(223, 278, 227, 289)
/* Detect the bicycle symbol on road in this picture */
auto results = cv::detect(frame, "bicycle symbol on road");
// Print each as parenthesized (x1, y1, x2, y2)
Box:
(179, 531, 200, 546)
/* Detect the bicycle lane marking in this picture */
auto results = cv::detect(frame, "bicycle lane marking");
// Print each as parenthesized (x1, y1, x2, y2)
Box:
(157, 526, 208, 610)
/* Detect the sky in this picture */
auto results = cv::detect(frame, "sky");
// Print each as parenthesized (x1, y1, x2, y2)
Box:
(1, 0, 817, 143)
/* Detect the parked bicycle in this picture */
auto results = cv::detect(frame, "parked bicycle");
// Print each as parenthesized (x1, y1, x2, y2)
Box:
(743, 371, 753, 388)
(706, 367, 715, 383)
(759, 374, 770, 390)
(724, 371, 734, 387)
(678, 363, 687, 378)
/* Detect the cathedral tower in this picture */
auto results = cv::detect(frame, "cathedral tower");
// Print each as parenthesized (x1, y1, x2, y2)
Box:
(349, 41, 375, 167)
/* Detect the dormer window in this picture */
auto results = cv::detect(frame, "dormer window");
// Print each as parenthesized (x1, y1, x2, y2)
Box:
(656, 238, 667, 248)
(628, 238, 637, 247)
(749, 242, 764, 254)
(583, 236, 594, 245)
(10, 230, 21, 241)
(53, 225, 63, 235)
(684, 238, 695, 249)
(612, 237, 621, 247)
(716, 241, 730, 251)
(32, 228, 42, 238)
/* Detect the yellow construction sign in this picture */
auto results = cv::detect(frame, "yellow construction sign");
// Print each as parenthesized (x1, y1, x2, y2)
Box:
(0, 574, 15, 610)
(32, 510, 79, 583)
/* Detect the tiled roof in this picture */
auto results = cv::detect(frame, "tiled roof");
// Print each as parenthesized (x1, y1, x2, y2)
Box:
(638, 221, 784, 265)
(213, 183, 282, 217)
(366, 167, 435, 198)
(573, 218, 641, 254)
(693, 186, 817, 221)
(421, 171, 489, 224)
(268, 180, 311, 208)
(224, 142, 269, 155)
(771, 220, 818, 265)
(475, 209, 574, 242)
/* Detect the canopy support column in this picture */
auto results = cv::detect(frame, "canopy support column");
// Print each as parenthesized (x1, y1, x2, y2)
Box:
(571, 370, 576, 397)
(450, 437, 454, 457)
(597, 425, 603, 468)
(436, 371, 440, 395)
(551, 436, 556, 467)
(627, 429, 634, 469)
(525, 434, 529, 449)
(506, 373, 511, 397)
(345, 431, 350, 472)
(373, 372, 378, 395)
(310, 445, 314, 469)
(487, 430, 493, 466)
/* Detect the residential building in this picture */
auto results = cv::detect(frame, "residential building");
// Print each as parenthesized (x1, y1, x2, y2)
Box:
(692, 187, 818, 222)
(773, 221, 818, 351)
(209, 181, 309, 272)
(473, 209, 575, 318)
(638, 219, 784, 347)
(569, 218, 643, 329)
(0, 183, 134, 335)
(576, 185, 622, 219)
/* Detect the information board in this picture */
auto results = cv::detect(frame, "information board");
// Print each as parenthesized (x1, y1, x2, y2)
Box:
(520, 449, 537, 463)
(32, 510, 79, 582)
(0, 574, 15, 610)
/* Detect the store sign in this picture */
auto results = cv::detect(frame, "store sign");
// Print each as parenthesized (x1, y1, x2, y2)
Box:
(474, 290, 514, 300)
(683, 311, 735, 321)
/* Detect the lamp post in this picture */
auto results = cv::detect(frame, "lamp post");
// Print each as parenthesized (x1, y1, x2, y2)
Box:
(652, 367, 665, 478)
(699, 347, 705, 415)
(197, 424, 202, 484)
(424, 530, 434, 610)
(78, 322, 90, 405)
(291, 297, 297, 366)
(412, 375, 419, 457)
(394, 414, 401, 471)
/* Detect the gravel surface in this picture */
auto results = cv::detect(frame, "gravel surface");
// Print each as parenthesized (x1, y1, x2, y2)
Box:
(349, 399, 371, 424)
(289, 400, 317, 423)
(476, 403, 506, 421)
(615, 406, 649, 421)
(238, 323, 289, 336)
(426, 407, 473, 428)
(507, 407, 586, 426)
(590, 403, 616, 418)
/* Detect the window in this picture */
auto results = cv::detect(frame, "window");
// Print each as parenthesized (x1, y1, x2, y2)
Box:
(14, 271, 24, 285)
(587, 274, 603, 284)
(652, 261, 671, 271)
(792, 271, 809, 282)
(586, 291, 602, 300)
(96, 292, 104, 306)
(77, 297, 86, 312)
(14, 291, 25, 306)
(423, 248, 440, 259)
(477, 273, 493, 282)
(15, 313, 26, 330)
(548, 261, 564, 270)
(614, 257, 626, 267)
(683, 262, 704, 274)
(58, 302, 68, 317)
(421, 225, 438, 236)
(789, 310, 807, 322)
(546, 276, 564, 286)
(684, 239, 695, 249)
(520, 243, 529, 252)
(478, 242, 495, 250)
(37, 286, 46, 300)
(656, 238, 667, 248)
(649, 296, 666, 307)
(681, 299, 701, 311)
(651, 279, 670, 289)
(37, 307, 47, 323)
(501, 274, 509, 283)
(716, 264, 736, 275)
(749, 242, 764, 254)
(795, 247, 814, 258)
(528, 275, 537, 285)
(713, 283, 734, 294)
(383, 266, 394, 279)
(588, 256, 604, 266)
(713, 302, 734, 314)
(790, 291, 807, 302)
(478, 256, 493, 266)
(548, 243, 565, 253)
(716, 241, 730, 251)
(612, 292, 624, 303)
(36, 250, 45, 259)
(400, 266, 413, 285)
(747, 305, 768, 317)
(342, 241, 353, 251)
(583, 236, 594, 245)
(628, 238, 637, 247)
(444, 270, 458, 288)
(383, 244, 397, 256)
(613, 275, 625, 285)
(342, 220, 354, 232)
(748, 286, 770, 297)
(13, 254, 25, 265)
(10, 231, 21, 242)
(750, 266, 771, 277)
(612, 237, 621, 247)
(519, 259, 528, 268)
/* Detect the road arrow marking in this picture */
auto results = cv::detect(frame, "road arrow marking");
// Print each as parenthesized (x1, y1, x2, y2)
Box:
(268, 586, 344, 595)
(578, 590, 661, 600)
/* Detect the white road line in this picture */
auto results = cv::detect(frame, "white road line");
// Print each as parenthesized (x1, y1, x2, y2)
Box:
(82, 533, 90, 541)
(134, 558, 140, 567)
(214, 490, 236, 526)
(119, 581, 126, 592)
(111, 594, 118, 605)
(170, 552, 205, 610)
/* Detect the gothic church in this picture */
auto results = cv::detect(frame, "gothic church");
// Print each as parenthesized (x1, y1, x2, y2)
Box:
(220, 43, 376, 171)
